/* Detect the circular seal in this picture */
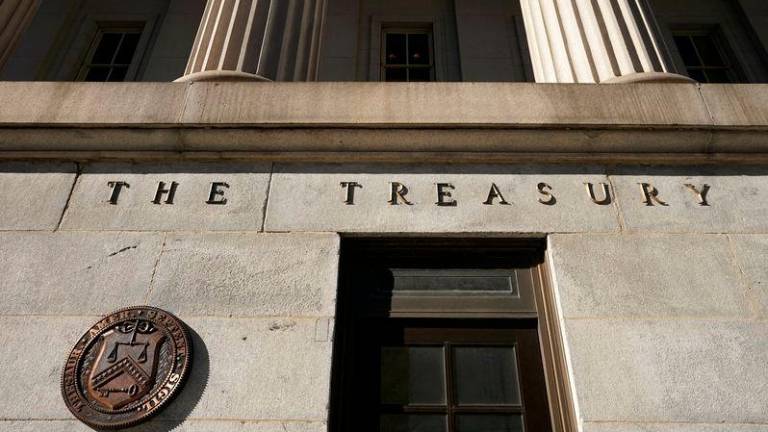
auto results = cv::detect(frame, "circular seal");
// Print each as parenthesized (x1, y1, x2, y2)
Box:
(61, 306, 192, 429)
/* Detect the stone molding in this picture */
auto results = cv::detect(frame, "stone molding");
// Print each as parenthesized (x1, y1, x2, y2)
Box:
(0, 82, 766, 161)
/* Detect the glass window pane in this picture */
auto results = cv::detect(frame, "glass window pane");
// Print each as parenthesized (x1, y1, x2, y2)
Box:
(381, 346, 445, 405)
(92, 33, 122, 64)
(454, 346, 521, 405)
(686, 68, 707, 82)
(456, 415, 524, 432)
(409, 68, 432, 82)
(386, 33, 407, 65)
(704, 69, 732, 83)
(674, 36, 700, 67)
(84, 66, 111, 82)
(408, 34, 430, 65)
(380, 415, 446, 432)
(107, 67, 129, 82)
(385, 67, 407, 82)
(115, 33, 141, 64)
(693, 35, 725, 66)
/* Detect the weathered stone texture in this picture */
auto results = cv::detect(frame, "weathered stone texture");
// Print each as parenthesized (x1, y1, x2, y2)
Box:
(0, 316, 97, 420)
(564, 320, 768, 424)
(581, 422, 768, 432)
(266, 164, 619, 233)
(148, 233, 339, 317)
(0, 162, 76, 230)
(728, 235, 768, 319)
(610, 167, 768, 233)
(0, 420, 327, 432)
(61, 163, 271, 231)
(549, 234, 751, 319)
(162, 317, 333, 421)
(0, 316, 333, 426)
(0, 232, 164, 315)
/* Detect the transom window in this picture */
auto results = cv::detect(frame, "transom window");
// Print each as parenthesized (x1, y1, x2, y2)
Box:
(78, 24, 144, 82)
(382, 27, 435, 82)
(673, 29, 739, 83)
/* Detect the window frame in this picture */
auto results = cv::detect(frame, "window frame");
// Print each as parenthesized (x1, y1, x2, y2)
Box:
(75, 23, 146, 82)
(671, 26, 743, 83)
(368, 16, 448, 82)
(39, 8, 164, 81)
(380, 27, 435, 82)
(366, 319, 551, 432)
(330, 238, 576, 432)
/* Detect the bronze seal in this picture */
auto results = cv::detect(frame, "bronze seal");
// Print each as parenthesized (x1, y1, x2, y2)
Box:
(61, 306, 192, 429)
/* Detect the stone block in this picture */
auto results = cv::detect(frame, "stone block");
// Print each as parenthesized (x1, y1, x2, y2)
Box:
(610, 166, 768, 233)
(0, 82, 187, 125)
(160, 317, 333, 422)
(265, 164, 619, 233)
(548, 234, 751, 319)
(700, 84, 768, 127)
(0, 316, 96, 420)
(564, 320, 768, 424)
(581, 422, 768, 432)
(148, 233, 340, 317)
(0, 316, 332, 426)
(60, 163, 271, 231)
(728, 235, 768, 319)
(0, 232, 163, 315)
(181, 82, 710, 127)
(0, 162, 76, 230)
(0, 420, 327, 432)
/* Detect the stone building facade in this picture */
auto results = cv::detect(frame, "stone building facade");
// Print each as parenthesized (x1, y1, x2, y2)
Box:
(1, 1, 768, 431)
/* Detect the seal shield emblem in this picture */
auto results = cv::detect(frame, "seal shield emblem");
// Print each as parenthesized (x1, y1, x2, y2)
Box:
(61, 306, 191, 429)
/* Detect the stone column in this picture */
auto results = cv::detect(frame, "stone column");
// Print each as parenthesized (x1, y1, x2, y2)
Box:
(177, 0, 326, 82)
(519, 0, 693, 83)
(0, 0, 40, 69)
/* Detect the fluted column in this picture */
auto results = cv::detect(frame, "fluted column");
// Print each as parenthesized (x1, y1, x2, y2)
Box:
(177, 0, 326, 82)
(520, 0, 693, 83)
(0, 0, 40, 69)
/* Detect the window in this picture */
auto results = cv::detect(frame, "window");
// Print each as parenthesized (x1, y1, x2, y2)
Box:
(672, 29, 740, 83)
(77, 24, 144, 82)
(382, 27, 434, 82)
(331, 239, 574, 432)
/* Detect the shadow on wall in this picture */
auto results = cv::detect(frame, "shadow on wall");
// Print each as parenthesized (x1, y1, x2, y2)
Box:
(115, 325, 210, 432)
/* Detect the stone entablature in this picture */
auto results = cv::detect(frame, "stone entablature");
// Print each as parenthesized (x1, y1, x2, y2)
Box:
(0, 82, 766, 161)
(3, 162, 767, 234)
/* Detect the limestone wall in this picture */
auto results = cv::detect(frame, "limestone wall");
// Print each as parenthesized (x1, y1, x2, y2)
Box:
(0, 160, 767, 431)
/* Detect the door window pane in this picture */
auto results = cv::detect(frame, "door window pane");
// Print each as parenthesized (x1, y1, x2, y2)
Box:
(381, 346, 446, 405)
(454, 347, 521, 405)
(456, 415, 524, 432)
(380, 415, 447, 432)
